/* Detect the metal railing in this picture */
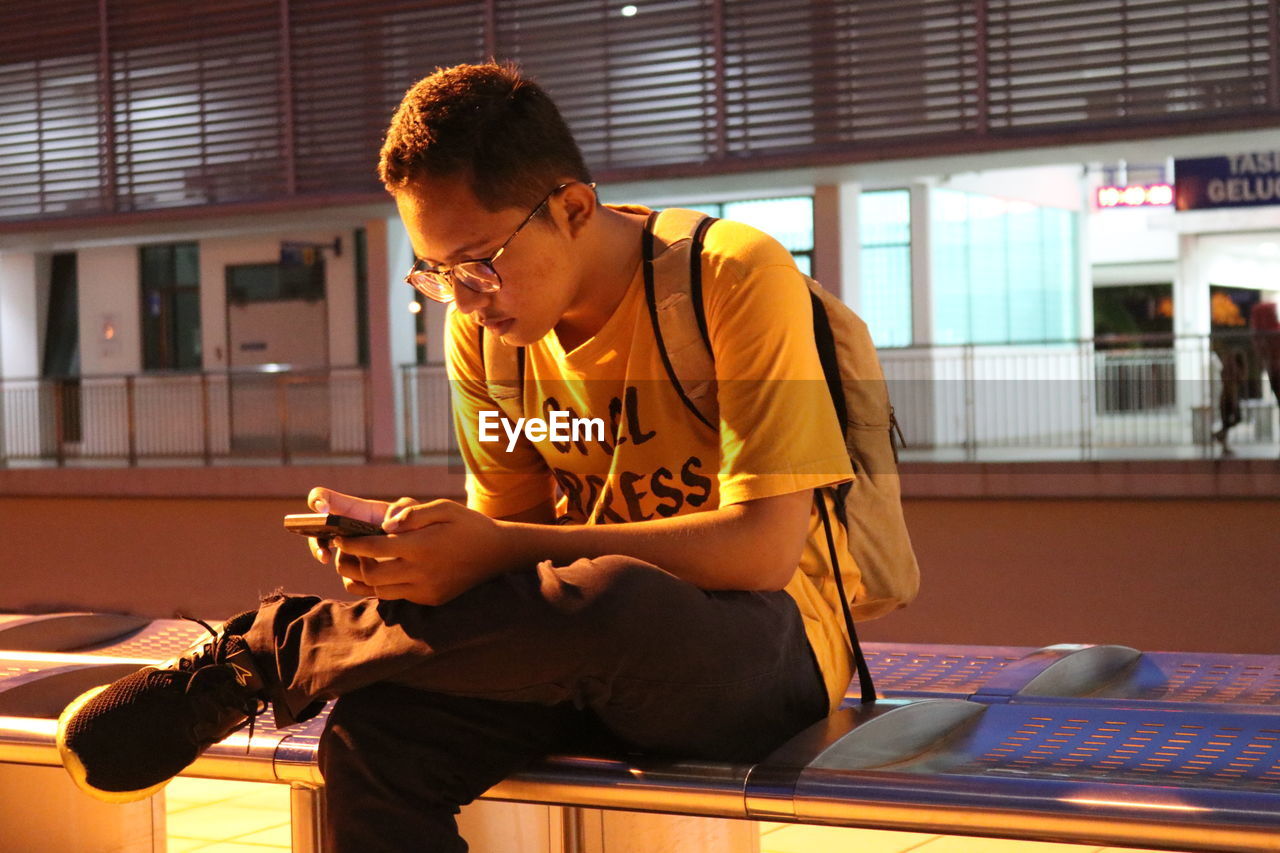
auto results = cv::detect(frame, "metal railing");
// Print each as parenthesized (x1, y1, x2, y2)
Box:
(401, 332, 1279, 463)
(2, 335, 1275, 467)
(0, 366, 371, 466)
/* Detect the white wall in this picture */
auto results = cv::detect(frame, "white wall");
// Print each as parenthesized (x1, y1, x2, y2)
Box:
(0, 252, 41, 379)
(1195, 232, 1280, 291)
(69, 246, 141, 454)
(77, 245, 141, 377)
(385, 217, 420, 456)
(937, 165, 1085, 211)
(198, 229, 357, 371)
(0, 252, 43, 457)
(386, 217, 425, 366)
(1089, 208, 1179, 269)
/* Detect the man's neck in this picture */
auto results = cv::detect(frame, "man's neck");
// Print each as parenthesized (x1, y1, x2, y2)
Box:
(553, 204, 647, 352)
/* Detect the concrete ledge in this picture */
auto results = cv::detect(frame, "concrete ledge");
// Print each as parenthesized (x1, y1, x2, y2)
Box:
(0, 458, 1275, 500)
(900, 458, 1280, 499)
(0, 460, 467, 501)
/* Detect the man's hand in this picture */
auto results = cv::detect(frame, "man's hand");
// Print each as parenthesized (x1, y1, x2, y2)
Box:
(304, 487, 393, 565)
(328, 496, 513, 605)
(303, 485, 814, 602)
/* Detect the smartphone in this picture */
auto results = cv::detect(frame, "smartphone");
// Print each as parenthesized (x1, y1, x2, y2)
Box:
(284, 513, 385, 539)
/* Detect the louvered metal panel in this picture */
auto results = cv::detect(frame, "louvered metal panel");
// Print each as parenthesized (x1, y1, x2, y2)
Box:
(495, 0, 716, 169)
(291, 0, 487, 196)
(987, 0, 1273, 130)
(724, 0, 980, 155)
(0, 0, 104, 220)
(108, 0, 289, 211)
(1, 0, 1277, 224)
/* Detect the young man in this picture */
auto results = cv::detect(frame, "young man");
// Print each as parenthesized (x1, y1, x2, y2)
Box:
(58, 62, 858, 852)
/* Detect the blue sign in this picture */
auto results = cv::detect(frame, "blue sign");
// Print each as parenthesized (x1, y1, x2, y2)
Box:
(1174, 153, 1280, 211)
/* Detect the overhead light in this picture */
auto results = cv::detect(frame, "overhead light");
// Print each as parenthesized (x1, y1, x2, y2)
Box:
(621, 5, 638, 16)
(408, 300, 422, 314)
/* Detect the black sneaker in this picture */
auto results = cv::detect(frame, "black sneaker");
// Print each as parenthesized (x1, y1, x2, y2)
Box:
(56, 617, 268, 803)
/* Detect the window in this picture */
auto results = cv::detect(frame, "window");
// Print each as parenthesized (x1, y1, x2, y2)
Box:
(43, 253, 80, 377)
(226, 261, 325, 304)
(859, 190, 913, 347)
(354, 228, 370, 367)
(930, 188, 1077, 345)
(140, 243, 201, 371)
(684, 196, 814, 274)
(43, 252, 81, 442)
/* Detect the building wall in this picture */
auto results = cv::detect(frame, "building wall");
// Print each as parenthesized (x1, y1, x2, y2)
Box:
(77, 245, 141, 376)
(0, 252, 40, 379)
(3, 489, 1276, 656)
(864, 497, 1280, 655)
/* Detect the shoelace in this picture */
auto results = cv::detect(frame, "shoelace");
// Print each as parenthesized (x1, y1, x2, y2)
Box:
(178, 615, 268, 752)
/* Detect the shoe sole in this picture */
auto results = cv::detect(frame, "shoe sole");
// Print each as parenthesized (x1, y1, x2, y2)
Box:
(56, 680, 173, 804)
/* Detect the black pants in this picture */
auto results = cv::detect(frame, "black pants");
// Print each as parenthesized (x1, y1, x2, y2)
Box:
(240, 555, 830, 852)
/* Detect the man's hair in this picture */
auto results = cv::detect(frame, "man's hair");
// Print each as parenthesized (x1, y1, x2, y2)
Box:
(378, 62, 591, 211)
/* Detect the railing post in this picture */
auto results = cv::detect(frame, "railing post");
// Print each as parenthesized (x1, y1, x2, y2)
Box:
(1079, 340, 1093, 461)
(363, 366, 374, 463)
(562, 806, 586, 853)
(0, 377, 7, 466)
(1202, 331, 1215, 457)
(201, 371, 212, 465)
(126, 375, 137, 466)
(401, 365, 414, 461)
(962, 345, 976, 462)
(289, 784, 326, 853)
(53, 378, 65, 467)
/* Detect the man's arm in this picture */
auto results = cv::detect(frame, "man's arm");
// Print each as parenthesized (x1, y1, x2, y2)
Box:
(324, 489, 812, 606)
(498, 489, 810, 590)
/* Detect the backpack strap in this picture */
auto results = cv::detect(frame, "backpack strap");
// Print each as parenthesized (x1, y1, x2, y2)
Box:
(816, 488, 877, 705)
(643, 209, 719, 432)
(808, 287, 878, 702)
(640, 206, 721, 432)
(481, 324, 525, 423)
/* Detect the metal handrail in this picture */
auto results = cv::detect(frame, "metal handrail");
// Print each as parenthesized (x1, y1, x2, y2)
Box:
(0, 366, 371, 467)
(399, 331, 1280, 462)
(2, 331, 1277, 467)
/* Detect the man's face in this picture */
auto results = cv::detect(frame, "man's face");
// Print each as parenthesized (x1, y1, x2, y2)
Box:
(394, 175, 582, 347)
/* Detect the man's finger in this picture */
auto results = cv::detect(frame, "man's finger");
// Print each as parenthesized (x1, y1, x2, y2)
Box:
(370, 583, 419, 602)
(307, 536, 332, 564)
(332, 549, 364, 581)
(340, 576, 376, 597)
(350, 558, 418, 587)
(308, 486, 390, 525)
(332, 534, 403, 560)
(383, 499, 454, 533)
(387, 496, 417, 515)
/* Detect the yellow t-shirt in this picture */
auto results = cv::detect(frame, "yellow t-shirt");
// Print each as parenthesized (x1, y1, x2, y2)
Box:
(446, 209, 858, 711)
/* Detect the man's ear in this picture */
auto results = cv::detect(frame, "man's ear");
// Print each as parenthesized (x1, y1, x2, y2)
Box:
(559, 182, 597, 238)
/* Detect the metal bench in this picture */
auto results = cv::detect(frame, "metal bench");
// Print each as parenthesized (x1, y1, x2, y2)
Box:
(1, 613, 1278, 852)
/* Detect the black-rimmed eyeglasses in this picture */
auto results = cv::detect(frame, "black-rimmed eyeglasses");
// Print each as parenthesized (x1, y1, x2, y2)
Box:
(404, 181, 595, 304)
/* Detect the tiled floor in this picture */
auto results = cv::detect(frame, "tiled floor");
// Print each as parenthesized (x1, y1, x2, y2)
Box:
(166, 778, 1192, 853)
(166, 777, 292, 851)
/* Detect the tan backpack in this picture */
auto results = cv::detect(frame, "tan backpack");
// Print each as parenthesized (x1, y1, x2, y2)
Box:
(482, 208, 921, 701)
(633, 208, 920, 624)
